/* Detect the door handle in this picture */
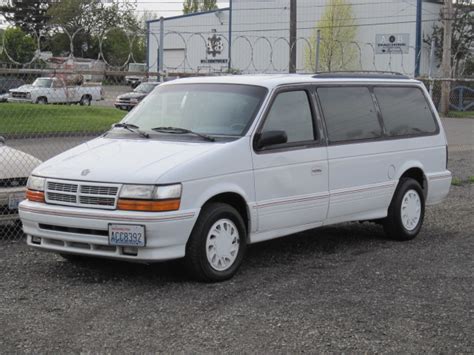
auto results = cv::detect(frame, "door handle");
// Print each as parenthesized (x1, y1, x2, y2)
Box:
(311, 167, 323, 175)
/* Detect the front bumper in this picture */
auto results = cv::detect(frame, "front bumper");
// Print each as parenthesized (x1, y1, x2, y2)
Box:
(0, 187, 25, 222)
(19, 200, 199, 262)
(114, 101, 137, 111)
(7, 97, 33, 103)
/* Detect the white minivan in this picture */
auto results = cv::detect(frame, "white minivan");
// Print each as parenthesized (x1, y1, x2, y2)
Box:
(19, 74, 452, 282)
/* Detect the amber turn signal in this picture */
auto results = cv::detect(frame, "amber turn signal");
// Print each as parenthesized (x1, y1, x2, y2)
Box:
(26, 189, 45, 203)
(117, 199, 180, 212)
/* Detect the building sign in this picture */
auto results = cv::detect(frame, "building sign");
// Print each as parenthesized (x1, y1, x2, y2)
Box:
(375, 33, 410, 54)
(201, 33, 228, 64)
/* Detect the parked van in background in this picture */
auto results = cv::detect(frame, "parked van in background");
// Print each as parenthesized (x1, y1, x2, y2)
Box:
(19, 73, 452, 282)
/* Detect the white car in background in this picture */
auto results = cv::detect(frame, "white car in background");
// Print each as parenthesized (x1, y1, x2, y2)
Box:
(8, 77, 103, 105)
(0, 138, 42, 225)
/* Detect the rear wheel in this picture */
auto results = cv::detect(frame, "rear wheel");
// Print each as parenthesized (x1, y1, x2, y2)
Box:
(383, 178, 425, 241)
(36, 97, 47, 104)
(80, 95, 91, 106)
(185, 203, 247, 282)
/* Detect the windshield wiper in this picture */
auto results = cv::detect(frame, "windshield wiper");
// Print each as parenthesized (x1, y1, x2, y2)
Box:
(113, 123, 149, 139)
(151, 126, 215, 142)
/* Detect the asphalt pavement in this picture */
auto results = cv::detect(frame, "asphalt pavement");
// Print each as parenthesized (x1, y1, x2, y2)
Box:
(0, 150, 472, 353)
(0, 117, 472, 352)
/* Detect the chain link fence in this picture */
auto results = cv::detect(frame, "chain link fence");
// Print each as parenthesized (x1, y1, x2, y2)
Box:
(1, 25, 473, 242)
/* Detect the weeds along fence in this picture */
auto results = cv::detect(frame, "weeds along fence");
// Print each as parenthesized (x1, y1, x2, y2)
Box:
(0, 25, 473, 242)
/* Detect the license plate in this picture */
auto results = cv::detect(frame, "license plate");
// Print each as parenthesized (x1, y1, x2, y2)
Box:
(8, 192, 25, 210)
(108, 224, 146, 247)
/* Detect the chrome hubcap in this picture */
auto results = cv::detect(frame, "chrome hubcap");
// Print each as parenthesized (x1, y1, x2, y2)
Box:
(206, 219, 240, 271)
(401, 189, 421, 231)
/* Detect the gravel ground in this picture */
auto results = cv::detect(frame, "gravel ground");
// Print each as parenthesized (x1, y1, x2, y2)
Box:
(0, 150, 473, 353)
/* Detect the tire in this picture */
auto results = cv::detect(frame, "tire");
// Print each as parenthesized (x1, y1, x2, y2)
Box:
(36, 97, 47, 104)
(80, 95, 91, 106)
(185, 203, 247, 282)
(383, 177, 425, 241)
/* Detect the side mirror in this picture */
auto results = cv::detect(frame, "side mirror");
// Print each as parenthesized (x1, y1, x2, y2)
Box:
(256, 130, 287, 150)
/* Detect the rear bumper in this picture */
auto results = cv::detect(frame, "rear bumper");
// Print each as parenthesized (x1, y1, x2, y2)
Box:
(426, 171, 452, 205)
(19, 200, 199, 262)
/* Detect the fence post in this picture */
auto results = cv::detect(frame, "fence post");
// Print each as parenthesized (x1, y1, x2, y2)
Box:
(315, 29, 321, 73)
(159, 16, 164, 82)
(428, 37, 435, 97)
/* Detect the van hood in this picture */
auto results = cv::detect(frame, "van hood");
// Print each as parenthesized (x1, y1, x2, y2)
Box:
(33, 137, 221, 184)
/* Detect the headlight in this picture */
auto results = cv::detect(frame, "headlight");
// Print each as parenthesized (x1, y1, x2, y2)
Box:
(27, 176, 45, 191)
(26, 176, 45, 203)
(154, 184, 182, 199)
(118, 184, 182, 212)
(26, 92, 31, 99)
(120, 185, 154, 199)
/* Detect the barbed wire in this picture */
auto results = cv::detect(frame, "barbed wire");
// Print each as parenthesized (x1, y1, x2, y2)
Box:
(1, 21, 470, 78)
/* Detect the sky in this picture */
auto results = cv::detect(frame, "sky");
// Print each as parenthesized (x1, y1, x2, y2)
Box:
(134, 0, 230, 19)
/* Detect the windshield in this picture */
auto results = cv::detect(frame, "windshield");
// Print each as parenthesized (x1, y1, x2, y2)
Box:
(123, 84, 268, 137)
(134, 83, 157, 94)
(32, 78, 52, 88)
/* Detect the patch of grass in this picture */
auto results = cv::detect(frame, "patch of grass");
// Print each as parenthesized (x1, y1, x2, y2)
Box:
(451, 177, 462, 186)
(0, 103, 126, 135)
(448, 111, 474, 119)
(468, 176, 474, 184)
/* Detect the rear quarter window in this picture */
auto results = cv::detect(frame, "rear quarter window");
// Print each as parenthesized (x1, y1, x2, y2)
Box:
(374, 87, 438, 136)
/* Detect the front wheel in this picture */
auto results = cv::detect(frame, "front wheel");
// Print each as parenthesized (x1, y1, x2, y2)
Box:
(185, 203, 247, 282)
(383, 178, 425, 241)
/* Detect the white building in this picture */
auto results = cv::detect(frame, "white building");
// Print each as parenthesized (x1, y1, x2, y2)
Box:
(147, 0, 442, 77)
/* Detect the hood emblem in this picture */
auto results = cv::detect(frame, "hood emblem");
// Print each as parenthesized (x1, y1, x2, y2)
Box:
(81, 169, 91, 176)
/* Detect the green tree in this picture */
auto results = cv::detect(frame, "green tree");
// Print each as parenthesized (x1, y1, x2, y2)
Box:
(183, 0, 218, 14)
(45, 0, 139, 59)
(424, 0, 473, 77)
(200, 0, 218, 11)
(183, 0, 199, 14)
(0, 0, 51, 35)
(305, 0, 357, 72)
(0, 27, 36, 64)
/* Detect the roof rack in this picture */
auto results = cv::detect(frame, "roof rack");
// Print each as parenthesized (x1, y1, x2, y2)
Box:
(312, 71, 410, 80)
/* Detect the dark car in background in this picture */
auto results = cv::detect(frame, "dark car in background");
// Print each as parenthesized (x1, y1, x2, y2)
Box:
(114, 82, 160, 111)
(0, 77, 26, 102)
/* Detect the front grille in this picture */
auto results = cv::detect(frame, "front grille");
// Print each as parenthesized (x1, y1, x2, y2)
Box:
(11, 92, 28, 99)
(48, 181, 78, 193)
(79, 196, 115, 206)
(0, 177, 28, 188)
(45, 179, 120, 210)
(39, 224, 108, 236)
(81, 185, 118, 196)
(47, 192, 77, 204)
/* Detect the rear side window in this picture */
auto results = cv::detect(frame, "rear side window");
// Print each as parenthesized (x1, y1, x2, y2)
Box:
(317, 87, 382, 143)
(374, 87, 437, 136)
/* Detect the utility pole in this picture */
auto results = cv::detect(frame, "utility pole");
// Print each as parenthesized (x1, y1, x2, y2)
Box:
(440, 0, 453, 116)
(414, 0, 422, 77)
(289, 0, 297, 73)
